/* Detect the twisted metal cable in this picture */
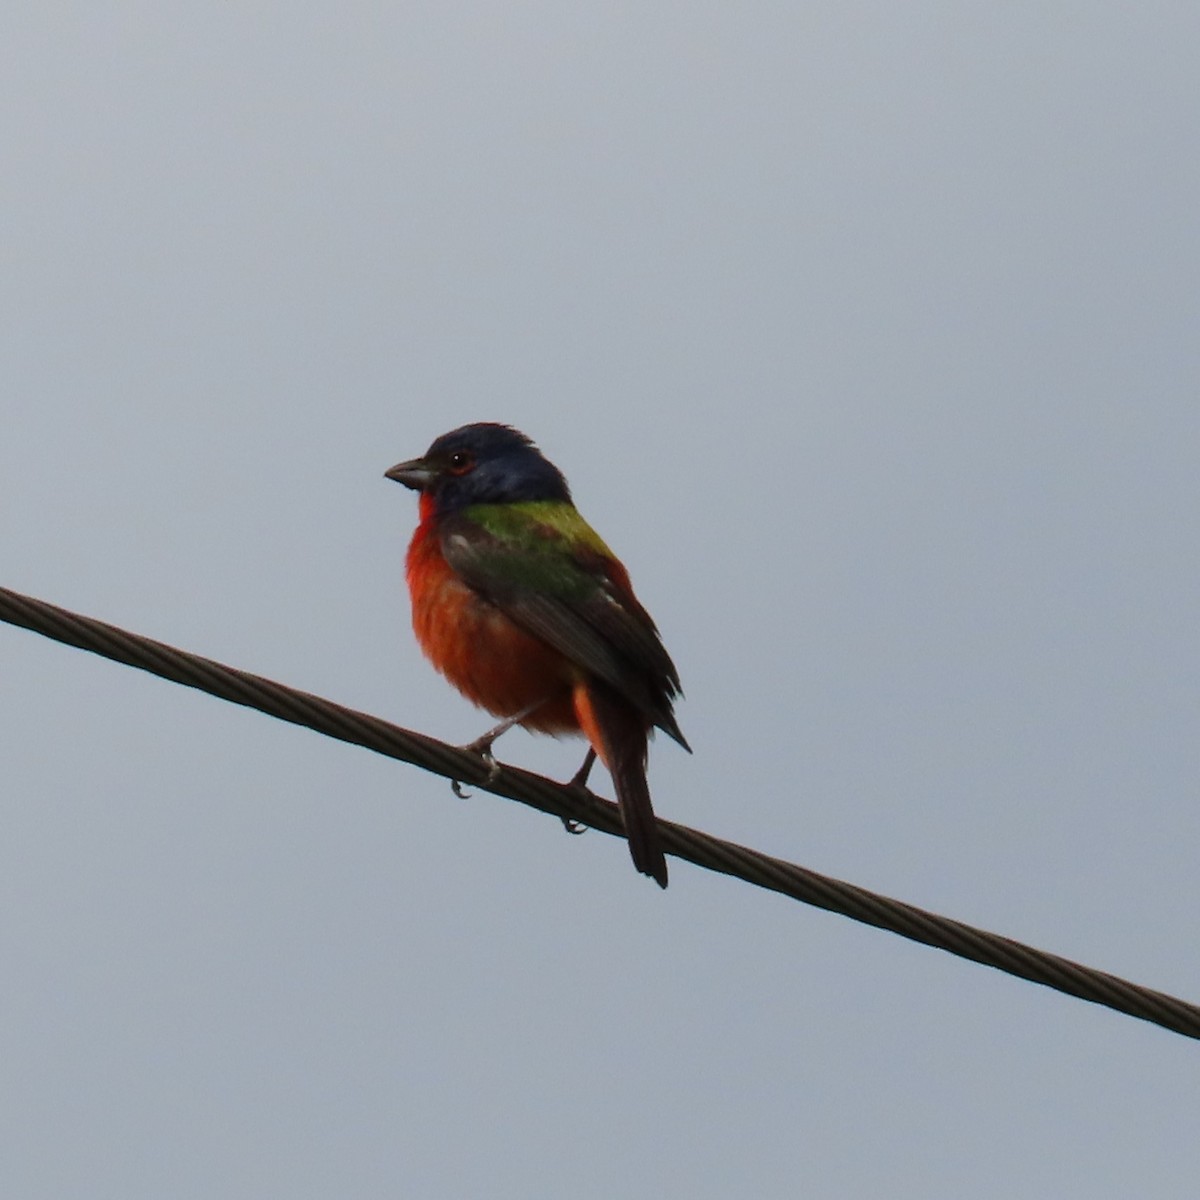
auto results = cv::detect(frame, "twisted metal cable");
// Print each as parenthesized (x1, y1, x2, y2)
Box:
(2, 584, 1198, 1042)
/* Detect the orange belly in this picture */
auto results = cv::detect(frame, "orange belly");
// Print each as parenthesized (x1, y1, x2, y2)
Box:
(406, 520, 583, 735)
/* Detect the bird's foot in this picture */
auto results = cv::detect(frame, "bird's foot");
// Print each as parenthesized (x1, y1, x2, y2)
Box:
(464, 738, 503, 784)
(450, 733, 504, 799)
(560, 748, 598, 835)
(463, 732, 501, 765)
(451, 698, 559, 798)
(568, 748, 597, 790)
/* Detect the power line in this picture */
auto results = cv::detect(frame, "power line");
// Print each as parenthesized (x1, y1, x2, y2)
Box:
(2, 583, 1197, 1042)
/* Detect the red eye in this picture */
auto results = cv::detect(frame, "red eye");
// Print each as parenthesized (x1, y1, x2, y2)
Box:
(447, 450, 474, 476)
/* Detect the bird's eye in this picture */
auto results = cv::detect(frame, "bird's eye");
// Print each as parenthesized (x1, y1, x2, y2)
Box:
(447, 450, 474, 476)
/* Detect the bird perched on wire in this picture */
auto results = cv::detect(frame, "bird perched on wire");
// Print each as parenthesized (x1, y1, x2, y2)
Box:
(385, 422, 689, 887)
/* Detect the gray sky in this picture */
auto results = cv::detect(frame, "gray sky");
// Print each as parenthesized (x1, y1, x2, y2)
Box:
(3, 4, 1198, 1197)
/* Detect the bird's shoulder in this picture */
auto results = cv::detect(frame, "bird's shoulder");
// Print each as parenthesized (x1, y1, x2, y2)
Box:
(439, 501, 621, 594)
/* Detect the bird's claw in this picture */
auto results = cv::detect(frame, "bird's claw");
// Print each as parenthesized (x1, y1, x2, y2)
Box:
(463, 733, 497, 759)
(561, 751, 596, 834)
(452, 738, 503, 799)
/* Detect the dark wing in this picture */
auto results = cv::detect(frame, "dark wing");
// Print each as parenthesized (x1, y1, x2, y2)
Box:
(440, 508, 689, 749)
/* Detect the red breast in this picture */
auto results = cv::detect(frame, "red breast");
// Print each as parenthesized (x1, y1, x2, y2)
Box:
(405, 515, 583, 734)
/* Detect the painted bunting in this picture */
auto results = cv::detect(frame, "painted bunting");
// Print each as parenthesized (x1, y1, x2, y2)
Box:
(385, 423, 689, 888)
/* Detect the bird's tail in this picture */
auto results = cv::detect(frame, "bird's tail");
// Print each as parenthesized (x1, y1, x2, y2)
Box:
(575, 682, 668, 888)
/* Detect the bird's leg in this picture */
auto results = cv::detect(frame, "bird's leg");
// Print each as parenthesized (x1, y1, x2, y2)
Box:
(451, 699, 550, 798)
(463, 699, 547, 760)
(560, 747, 598, 834)
(569, 748, 597, 789)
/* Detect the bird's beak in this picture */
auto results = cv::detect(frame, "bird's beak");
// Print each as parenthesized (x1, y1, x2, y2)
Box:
(384, 456, 434, 490)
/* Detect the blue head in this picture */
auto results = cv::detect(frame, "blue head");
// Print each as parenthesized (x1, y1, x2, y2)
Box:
(385, 423, 572, 515)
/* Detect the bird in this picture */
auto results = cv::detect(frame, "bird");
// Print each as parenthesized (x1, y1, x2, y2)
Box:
(385, 422, 689, 887)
